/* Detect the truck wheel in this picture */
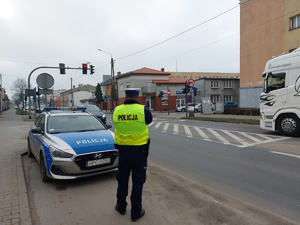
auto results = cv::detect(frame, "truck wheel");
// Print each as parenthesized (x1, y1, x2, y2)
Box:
(40, 153, 50, 182)
(27, 139, 33, 158)
(276, 114, 300, 136)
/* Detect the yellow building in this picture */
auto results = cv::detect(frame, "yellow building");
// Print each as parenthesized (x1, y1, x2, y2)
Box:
(240, 0, 300, 107)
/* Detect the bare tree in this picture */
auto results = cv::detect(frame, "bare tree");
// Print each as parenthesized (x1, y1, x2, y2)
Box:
(11, 78, 27, 110)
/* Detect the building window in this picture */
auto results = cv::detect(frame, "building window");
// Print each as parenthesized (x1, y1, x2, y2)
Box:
(291, 15, 300, 30)
(184, 76, 187, 79)
(211, 95, 220, 103)
(126, 82, 130, 88)
(211, 81, 219, 88)
(224, 81, 232, 88)
(224, 95, 232, 102)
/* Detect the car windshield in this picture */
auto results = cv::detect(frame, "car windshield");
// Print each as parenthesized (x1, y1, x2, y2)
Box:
(47, 115, 106, 134)
(85, 105, 102, 113)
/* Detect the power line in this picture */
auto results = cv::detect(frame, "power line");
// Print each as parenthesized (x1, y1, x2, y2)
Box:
(116, 4, 240, 61)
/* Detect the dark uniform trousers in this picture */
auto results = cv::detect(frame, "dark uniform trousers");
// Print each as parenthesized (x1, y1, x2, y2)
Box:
(116, 146, 148, 217)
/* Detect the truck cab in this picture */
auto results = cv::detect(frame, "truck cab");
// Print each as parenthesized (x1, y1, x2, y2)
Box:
(260, 48, 300, 136)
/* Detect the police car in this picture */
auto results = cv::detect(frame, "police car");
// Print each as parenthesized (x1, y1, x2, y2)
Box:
(27, 107, 118, 182)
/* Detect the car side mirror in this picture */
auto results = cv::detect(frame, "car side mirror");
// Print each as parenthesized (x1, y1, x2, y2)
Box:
(31, 127, 43, 134)
(106, 124, 112, 129)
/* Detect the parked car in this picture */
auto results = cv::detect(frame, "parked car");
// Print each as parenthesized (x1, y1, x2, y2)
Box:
(187, 103, 202, 112)
(27, 107, 117, 182)
(187, 103, 215, 112)
(176, 103, 200, 112)
(224, 101, 238, 108)
(79, 105, 106, 124)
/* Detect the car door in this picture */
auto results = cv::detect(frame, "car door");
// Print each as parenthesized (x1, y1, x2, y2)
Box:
(30, 115, 45, 159)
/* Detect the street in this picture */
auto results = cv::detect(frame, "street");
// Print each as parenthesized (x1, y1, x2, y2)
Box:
(1, 109, 300, 224)
(20, 112, 300, 224)
(147, 116, 300, 222)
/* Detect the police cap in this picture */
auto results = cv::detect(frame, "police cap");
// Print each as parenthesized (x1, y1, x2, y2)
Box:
(124, 88, 141, 95)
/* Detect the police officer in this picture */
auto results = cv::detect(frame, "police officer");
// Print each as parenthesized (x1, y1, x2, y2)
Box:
(113, 88, 152, 222)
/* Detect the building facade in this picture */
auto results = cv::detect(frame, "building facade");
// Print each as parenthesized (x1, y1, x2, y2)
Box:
(60, 84, 96, 107)
(240, 0, 300, 108)
(170, 72, 239, 80)
(195, 77, 240, 105)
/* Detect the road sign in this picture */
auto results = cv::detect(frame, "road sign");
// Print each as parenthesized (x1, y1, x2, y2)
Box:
(39, 89, 53, 95)
(167, 89, 171, 96)
(36, 73, 54, 89)
(93, 97, 98, 102)
(25, 88, 35, 96)
(188, 79, 195, 87)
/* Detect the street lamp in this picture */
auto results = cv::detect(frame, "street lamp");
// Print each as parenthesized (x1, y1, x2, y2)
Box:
(98, 49, 116, 112)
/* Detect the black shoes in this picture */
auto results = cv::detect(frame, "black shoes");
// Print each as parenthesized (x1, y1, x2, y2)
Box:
(131, 209, 145, 222)
(115, 205, 145, 221)
(115, 204, 126, 215)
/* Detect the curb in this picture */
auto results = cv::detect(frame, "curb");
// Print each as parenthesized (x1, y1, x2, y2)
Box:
(18, 152, 32, 225)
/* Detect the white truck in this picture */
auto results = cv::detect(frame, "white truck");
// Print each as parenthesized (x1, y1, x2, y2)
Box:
(260, 47, 300, 136)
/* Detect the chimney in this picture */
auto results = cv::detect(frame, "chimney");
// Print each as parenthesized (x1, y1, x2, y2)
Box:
(161, 68, 165, 72)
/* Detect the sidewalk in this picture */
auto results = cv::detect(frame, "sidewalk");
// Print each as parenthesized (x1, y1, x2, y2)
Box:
(0, 109, 32, 225)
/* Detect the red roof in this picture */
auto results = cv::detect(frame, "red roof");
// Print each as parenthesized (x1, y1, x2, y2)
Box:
(115, 67, 170, 79)
(153, 76, 186, 84)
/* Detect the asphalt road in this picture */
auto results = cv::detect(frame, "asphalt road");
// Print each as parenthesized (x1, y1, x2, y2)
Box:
(147, 116, 300, 222)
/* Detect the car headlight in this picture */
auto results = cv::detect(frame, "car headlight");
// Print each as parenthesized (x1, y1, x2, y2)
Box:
(103, 114, 106, 118)
(50, 146, 73, 158)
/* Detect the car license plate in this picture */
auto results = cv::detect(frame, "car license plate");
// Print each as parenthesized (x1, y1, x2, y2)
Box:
(86, 158, 111, 167)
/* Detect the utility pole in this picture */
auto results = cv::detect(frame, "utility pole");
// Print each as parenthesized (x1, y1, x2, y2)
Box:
(111, 57, 114, 112)
(71, 77, 74, 107)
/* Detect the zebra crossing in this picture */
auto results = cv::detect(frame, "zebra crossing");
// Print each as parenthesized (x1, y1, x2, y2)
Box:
(148, 120, 290, 148)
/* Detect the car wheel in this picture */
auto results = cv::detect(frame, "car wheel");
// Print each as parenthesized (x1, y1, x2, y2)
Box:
(181, 108, 186, 112)
(276, 114, 300, 136)
(27, 139, 33, 158)
(195, 109, 198, 112)
(40, 153, 50, 182)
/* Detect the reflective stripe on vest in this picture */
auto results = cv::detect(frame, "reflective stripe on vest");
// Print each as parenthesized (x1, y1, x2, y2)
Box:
(113, 104, 149, 146)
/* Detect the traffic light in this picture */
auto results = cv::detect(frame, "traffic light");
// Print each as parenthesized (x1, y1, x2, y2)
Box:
(182, 81, 189, 94)
(90, 65, 94, 75)
(59, 63, 65, 74)
(194, 87, 198, 96)
(82, 63, 88, 74)
(160, 90, 164, 98)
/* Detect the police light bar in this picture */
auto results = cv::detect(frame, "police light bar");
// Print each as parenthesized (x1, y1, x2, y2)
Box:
(43, 107, 87, 111)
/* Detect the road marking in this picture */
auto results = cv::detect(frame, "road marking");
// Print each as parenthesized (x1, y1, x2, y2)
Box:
(221, 130, 250, 147)
(149, 122, 291, 148)
(162, 123, 169, 132)
(239, 132, 263, 143)
(193, 127, 211, 141)
(183, 125, 193, 138)
(270, 151, 300, 159)
(154, 122, 161, 129)
(173, 124, 178, 135)
(207, 128, 231, 145)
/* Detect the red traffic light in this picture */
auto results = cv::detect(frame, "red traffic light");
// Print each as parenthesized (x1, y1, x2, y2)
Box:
(82, 63, 88, 74)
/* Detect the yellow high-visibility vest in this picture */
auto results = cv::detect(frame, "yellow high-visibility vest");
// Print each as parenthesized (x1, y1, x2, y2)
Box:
(113, 104, 149, 146)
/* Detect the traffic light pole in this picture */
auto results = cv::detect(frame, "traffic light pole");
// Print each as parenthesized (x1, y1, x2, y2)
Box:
(186, 91, 188, 118)
(27, 65, 85, 119)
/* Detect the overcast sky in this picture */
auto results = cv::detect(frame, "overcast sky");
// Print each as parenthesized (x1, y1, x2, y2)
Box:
(0, 0, 240, 99)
